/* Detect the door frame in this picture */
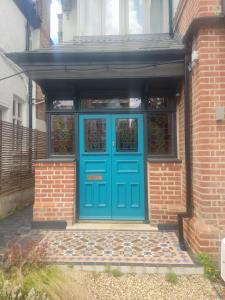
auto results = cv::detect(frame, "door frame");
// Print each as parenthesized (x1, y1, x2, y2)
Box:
(75, 112, 149, 223)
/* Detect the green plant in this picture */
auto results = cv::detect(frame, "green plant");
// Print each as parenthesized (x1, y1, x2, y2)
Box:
(104, 265, 111, 274)
(110, 269, 122, 278)
(165, 272, 178, 284)
(196, 253, 220, 281)
(104, 265, 122, 278)
(3, 240, 48, 276)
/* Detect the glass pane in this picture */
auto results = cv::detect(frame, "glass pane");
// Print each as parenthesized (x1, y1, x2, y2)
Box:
(85, 119, 106, 152)
(150, 0, 169, 33)
(80, 0, 101, 35)
(105, 0, 119, 35)
(129, 0, 144, 34)
(18, 103, 22, 118)
(52, 100, 74, 110)
(147, 97, 171, 110)
(116, 119, 138, 152)
(13, 100, 16, 117)
(51, 115, 74, 155)
(81, 97, 142, 109)
(148, 113, 173, 155)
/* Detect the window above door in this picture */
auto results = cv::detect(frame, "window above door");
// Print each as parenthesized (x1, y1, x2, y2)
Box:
(66, 0, 169, 37)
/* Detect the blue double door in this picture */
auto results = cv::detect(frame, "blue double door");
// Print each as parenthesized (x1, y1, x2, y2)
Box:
(79, 114, 145, 220)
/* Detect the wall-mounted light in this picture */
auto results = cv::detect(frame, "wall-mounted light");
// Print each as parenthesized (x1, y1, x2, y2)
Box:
(215, 107, 224, 121)
(192, 50, 199, 63)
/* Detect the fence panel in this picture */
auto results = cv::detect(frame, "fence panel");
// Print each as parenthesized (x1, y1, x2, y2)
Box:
(0, 121, 47, 195)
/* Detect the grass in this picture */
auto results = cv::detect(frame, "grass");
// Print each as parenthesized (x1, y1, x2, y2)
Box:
(165, 272, 178, 284)
(104, 265, 123, 278)
(0, 265, 88, 300)
(196, 253, 220, 282)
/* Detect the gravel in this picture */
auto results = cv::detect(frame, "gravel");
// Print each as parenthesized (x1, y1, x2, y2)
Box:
(70, 271, 224, 300)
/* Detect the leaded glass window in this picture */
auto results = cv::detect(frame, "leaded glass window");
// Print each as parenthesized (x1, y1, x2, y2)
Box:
(50, 115, 74, 155)
(85, 119, 106, 152)
(116, 119, 138, 152)
(81, 97, 142, 110)
(147, 96, 176, 157)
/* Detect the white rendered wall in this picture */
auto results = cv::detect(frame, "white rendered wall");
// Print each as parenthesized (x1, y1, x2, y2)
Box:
(0, 0, 40, 126)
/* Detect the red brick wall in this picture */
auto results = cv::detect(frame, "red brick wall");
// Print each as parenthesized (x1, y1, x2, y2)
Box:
(33, 162, 76, 225)
(148, 162, 184, 225)
(174, 0, 225, 258)
(174, 0, 222, 36)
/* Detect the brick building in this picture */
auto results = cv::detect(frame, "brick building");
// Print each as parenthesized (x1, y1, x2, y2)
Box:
(7, 0, 225, 260)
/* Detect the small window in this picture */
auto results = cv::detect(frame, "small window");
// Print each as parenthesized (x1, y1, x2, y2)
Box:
(129, 0, 144, 34)
(105, 0, 120, 35)
(116, 118, 138, 152)
(51, 100, 74, 110)
(85, 119, 106, 152)
(50, 115, 74, 155)
(81, 97, 142, 110)
(150, 0, 169, 33)
(147, 96, 176, 157)
(13, 95, 23, 126)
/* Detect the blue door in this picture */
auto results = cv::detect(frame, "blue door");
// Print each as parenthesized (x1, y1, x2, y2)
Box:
(79, 114, 144, 220)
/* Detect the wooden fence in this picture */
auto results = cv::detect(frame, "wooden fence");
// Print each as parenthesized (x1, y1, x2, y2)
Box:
(0, 121, 47, 195)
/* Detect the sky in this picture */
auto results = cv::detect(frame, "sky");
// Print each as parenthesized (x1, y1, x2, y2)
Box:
(51, 0, 62, 44)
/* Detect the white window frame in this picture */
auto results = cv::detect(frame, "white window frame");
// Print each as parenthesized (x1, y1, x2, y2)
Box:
(76, 0, 169, 36)
(13, 95, 23, 126)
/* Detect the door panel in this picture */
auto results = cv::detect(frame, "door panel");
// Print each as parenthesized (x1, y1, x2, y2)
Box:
(79, 114, 144, 220)
(111, 114, 144, 220)
(79, 115, 111, 219)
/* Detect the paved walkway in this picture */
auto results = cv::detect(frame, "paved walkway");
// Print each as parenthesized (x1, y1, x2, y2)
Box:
(0, 207, 195, 268)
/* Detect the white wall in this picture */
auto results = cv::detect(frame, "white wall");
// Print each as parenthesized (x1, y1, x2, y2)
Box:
(0, 0, 40, 126)
(173, 0, 180, 16)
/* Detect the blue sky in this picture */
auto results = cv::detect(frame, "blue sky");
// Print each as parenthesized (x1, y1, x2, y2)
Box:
(51, 0, 62, 43)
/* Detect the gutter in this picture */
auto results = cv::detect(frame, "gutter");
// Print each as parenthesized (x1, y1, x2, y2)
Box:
(26, 22, 33, 129)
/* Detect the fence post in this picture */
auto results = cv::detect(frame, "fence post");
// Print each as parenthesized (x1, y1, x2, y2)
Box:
(0, 121, 2, 193)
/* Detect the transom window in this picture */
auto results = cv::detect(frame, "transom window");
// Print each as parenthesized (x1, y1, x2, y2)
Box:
(77, 0, 169, 36)
(47, 96, 177, 158)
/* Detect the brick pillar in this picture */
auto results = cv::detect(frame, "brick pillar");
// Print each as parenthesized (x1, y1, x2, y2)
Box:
(33, 161, 76, 225)
(184, 26, 225, 258)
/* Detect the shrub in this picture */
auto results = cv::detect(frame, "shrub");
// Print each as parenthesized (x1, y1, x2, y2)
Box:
(165, 272, 178, 284)
(196, 253, 220, 281)
(3, 240, 48, 275)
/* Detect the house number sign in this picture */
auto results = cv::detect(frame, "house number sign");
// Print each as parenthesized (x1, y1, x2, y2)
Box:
(87, 175, 103, 181)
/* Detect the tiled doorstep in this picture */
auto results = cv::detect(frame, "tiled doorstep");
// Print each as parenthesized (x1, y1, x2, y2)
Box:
(39, 230, 204, 275)
(67, 223, 158, 231)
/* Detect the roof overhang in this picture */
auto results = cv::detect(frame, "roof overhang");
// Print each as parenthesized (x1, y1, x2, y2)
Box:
(7, 35, 186, 93)
(7, 50, 185, 81)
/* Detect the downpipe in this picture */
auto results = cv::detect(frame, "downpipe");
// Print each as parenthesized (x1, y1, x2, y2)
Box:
(178, 53, 193, 251)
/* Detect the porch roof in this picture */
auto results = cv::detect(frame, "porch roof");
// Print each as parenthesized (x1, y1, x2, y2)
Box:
(7, 34, 185, 87)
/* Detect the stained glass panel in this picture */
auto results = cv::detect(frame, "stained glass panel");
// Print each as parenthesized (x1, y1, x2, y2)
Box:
(52, 100, 74, 110)
(116, 119, 138, 152)
(81, 97, 142, 110)
(85, 119, 106, 152)
(148, 112, 173, 155)
(147, 97, 171, 110)
(50, 115, 74, 155)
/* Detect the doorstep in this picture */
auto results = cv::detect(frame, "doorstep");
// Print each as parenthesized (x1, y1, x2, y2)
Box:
(40, 230, 203, 275)
(67, 222, 158, 231)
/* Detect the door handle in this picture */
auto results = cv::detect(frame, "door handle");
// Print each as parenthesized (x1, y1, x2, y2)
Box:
(112, 141, 115, 147)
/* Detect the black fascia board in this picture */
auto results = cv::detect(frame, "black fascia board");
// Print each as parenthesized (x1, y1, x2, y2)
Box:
(13, 0, 41, 29)
(7, 48, 186, 65)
